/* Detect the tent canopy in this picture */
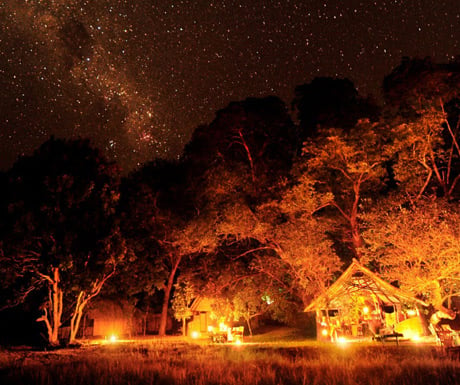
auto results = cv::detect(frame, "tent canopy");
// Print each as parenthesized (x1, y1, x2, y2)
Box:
(305, 259, 428, 312)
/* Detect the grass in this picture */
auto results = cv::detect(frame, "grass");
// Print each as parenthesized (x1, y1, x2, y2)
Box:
(0, 336, 459, 385)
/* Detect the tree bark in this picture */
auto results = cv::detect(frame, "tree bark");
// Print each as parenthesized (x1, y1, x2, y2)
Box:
(238, 129, 256, 189)
(69, 292, 86, 344)
(245, 315, 253, 336)
(69, 269, 115, 344)
(36, 267, 63, 346)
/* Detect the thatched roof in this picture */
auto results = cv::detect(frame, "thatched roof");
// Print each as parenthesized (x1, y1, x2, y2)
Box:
(190, 297, 214, 312)
(304, 259, 428, 312)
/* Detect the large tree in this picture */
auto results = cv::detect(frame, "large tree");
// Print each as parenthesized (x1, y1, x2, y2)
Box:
(1, 138, 124, 345)
(186, 162, 342, 318)
(183, 96, 297, 198)
(298, 120, 389, 257)
(119, 160, 215, 336)
(361, 199, 460, 308)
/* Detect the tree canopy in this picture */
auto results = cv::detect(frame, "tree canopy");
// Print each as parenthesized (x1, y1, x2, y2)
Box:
(2, 57, 460, 344)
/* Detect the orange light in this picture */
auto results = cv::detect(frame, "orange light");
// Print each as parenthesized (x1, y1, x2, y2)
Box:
(109, 334, 118, 343)
(411, 334, 420, 342)
(191, 331, 200, 339)
(219, 322, 228, 332)
(337, 337, 348, 344)
(363, 306, 369, 314)
(321, 328, 328, 336)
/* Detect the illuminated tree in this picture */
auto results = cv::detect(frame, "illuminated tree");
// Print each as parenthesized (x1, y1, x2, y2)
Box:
(383, 57, 460, 200)
(387, 101, 460, 201)
(120, 160, 216, 336)
(361, 200, 460, 308)
(253, 175, 343, 305)
(193, 164, 342, 313)
(299, 120, 388, 257)
(171, 279, 195, 336)
(1, 138, 124, 345)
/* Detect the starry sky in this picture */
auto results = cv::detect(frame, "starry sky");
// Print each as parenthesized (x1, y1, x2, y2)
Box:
(1, 1, 459, 171)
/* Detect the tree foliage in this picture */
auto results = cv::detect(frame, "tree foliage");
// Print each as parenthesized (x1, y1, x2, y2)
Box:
(298, 120, 389, 257)
(362, 200, 460, 308)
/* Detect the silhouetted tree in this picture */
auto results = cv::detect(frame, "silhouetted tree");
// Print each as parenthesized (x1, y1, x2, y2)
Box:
(292, 77, 380, 138)
(183, 96, 297, 199)
(1, 138, 124, 345)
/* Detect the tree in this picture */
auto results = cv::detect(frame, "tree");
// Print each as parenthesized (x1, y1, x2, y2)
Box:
(361, 199, 460, 308)
(298, 120, 389, 257)
(119, 160, 216, 336)
(381, 57, 460, 201)
(383, 57, 460, 119)
(171, 279, 195, 336)
(1, 138, 124, 345)
(188, 163, 342, 317)
(292, 77, 380, 138)
(183, 96, 297, 198)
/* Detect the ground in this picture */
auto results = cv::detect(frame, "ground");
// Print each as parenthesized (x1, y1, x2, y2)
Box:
(0, 327, 459, 385)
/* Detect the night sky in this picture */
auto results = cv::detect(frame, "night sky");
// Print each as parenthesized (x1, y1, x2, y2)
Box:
(1, 1, 459, 172)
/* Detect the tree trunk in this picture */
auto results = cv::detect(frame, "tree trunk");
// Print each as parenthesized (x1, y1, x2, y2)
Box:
(36, 267, 63, 346)
(245, 315, 253, 337)
(158, 258, 180, 336)
(68, 269, 116, 344)
(238, 129, 257, 189)
(69, 293, 85, 345)
(350, 182, 364, 258)
(182, 317, 187, 337)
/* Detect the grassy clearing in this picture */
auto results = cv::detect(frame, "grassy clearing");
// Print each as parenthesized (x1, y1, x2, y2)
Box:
(0, 339, 459, 385)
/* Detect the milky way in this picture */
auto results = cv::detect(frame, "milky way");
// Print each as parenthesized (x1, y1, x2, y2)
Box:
(1, 0, 458, 171)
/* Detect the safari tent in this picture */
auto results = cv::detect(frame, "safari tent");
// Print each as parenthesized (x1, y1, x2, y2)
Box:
(305, 259, 428, 342)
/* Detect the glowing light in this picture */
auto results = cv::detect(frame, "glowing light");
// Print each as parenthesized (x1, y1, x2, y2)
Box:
(411, 334, 421, 342)
(363, 306, 369, 314)
(235, 339, 242, 345)
(109, 334, 118, 343)
(207, 325, 214, 332)
(407, 309, 417, 317)
(219, 322, 228, 332)
(337, 337, 348, 344)
(191, 331, 200, 339)
(321, 328, 328, 336)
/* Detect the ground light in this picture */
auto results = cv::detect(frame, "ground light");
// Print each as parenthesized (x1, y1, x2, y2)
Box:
(191, 331, 200, 339)
(411, 334, 421, 342)
(337, 337, 348, 344)
(109, 334, 118, 343)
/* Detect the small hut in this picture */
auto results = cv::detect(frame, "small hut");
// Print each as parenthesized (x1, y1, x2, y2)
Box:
(305, 259, 428, 342)
(187, 297, 214, 337)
